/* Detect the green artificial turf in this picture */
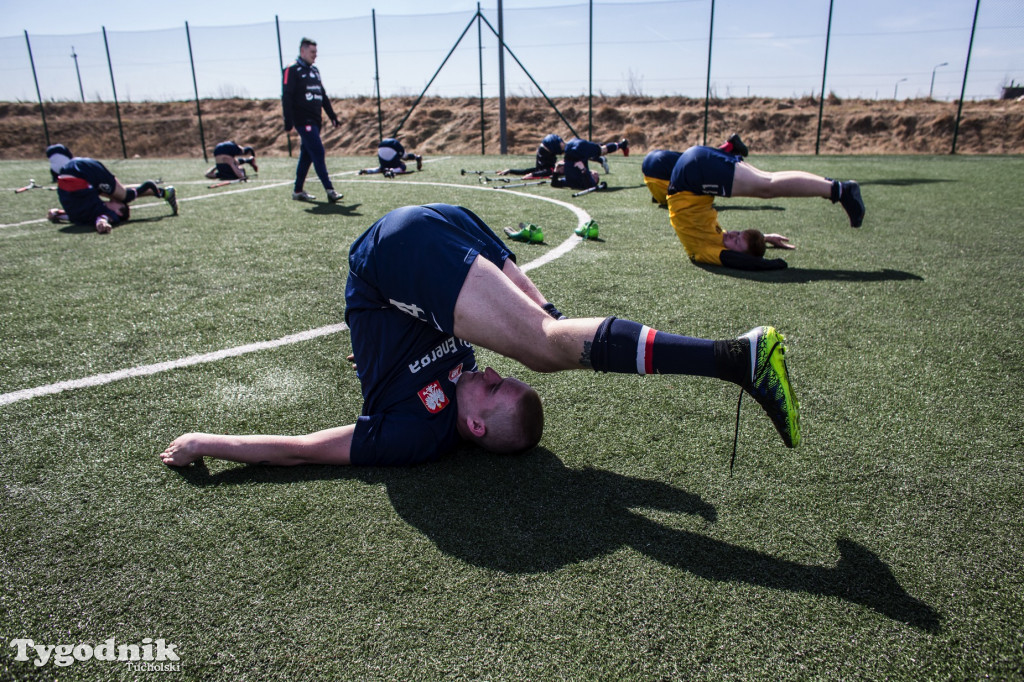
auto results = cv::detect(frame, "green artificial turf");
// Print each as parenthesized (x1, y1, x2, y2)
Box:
(1, 153, 1022, 680)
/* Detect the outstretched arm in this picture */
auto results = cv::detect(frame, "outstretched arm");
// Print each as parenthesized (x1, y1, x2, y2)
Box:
(764, 233, 796, 250)
(160, 425, 355, 467)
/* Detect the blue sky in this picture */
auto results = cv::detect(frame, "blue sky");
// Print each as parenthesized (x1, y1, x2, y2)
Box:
(1, 0, 1021, 102)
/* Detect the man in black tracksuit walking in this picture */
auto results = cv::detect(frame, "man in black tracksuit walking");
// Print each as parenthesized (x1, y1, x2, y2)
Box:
(282, 37, 342, 203)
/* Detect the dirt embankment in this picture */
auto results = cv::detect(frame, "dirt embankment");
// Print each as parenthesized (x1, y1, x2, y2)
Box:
(1, 95, 1021, 159)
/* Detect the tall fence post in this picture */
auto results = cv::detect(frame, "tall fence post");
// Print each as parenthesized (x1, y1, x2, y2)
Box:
(24, 31, 51, 148)
(702, 0, 716, 146)
(71, 46, 85, 103)
(477, 3, 486, 154)
(275, 16, 293, 157)
(497, 0, 507, 154)
(372, 9, 384, 142)
(102, 27, 128, 159)
(951, 0, 981, 155)
(588, 0, 593, 140)
(814, 0, 834, 155)
(185, 22, 208, 162)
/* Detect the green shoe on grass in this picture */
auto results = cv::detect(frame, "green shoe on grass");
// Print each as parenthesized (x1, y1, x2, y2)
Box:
(574, 220, 599, 239)
(504, 222, 545, 243)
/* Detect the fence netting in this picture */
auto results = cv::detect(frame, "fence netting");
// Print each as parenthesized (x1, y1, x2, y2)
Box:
(2, 0, 1020, 104)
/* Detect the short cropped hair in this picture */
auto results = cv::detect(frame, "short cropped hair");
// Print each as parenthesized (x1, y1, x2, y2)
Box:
(742, 229, 766, 257)
(300, 38, 317, 49)
(482, 386, 544, 455)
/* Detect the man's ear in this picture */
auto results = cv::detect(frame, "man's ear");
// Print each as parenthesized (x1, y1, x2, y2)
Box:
(465, 415, 487, 438)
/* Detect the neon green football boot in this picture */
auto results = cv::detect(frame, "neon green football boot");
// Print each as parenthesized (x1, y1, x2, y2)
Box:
(504, 222, 545, 243)
(738, 326, 801, 448)
(162, 186, 178, 215)
(574, 219, 599, 239)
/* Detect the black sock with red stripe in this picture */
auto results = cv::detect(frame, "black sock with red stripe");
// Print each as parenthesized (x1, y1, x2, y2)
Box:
(588, 316, 719, 378)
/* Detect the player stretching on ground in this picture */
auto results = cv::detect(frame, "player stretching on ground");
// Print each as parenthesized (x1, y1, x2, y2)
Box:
(204, 141, 258, 181)
(46, 157, 177, 234)
(357, 138, 423, 178)
(495, 134, 566, 179)
(162, 203, 799, 468)
(552, 137, 629, 191)
(660, 145, 865, 271)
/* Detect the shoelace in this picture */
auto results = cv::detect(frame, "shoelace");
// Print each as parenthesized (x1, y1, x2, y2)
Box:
(730, 339, 782, 474)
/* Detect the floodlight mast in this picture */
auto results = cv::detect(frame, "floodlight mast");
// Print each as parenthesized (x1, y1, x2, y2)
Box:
(930, 62, 948, 99)
(893, 78, 907, 100)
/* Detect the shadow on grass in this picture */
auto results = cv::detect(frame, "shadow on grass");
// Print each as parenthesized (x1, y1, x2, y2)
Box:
(174, 448, 940, 631)
(694, 262, 924, 283)
(58, 215, 171, 234)
(858, 178, 953, 187)
(589, 183, 645, 194)
(304, 202, 363, 217)
(716, 204, 787, 212)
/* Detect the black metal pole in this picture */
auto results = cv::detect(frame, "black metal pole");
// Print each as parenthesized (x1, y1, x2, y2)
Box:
(24, 31, 51, 147)
(72, 46, 85, 102)
(588, 0, 593, 140)
(477, 3, 486, 154)
(814, 0, 834, 155)
(702, 0, 715, 146)
(185, 22, 208, 163)
(372, 9, 384, 142)
(497, 0, 507, 154)
(951, 0, 980, 155)
(275, 16, 293, 157)
(102, 27, 128, 159)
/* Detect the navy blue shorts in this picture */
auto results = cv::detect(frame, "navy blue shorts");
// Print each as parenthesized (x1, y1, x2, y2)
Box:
(346, 204, 514, 336)
(669, 146, 742, 197)
(214, 162, 242, 180)
(641, 150, 682, 181)
(57, 190, 122, 226)
(563, 139, 603, 189)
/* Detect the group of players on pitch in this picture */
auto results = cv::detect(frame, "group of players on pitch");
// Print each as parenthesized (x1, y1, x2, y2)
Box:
(32, 36, 868, 471)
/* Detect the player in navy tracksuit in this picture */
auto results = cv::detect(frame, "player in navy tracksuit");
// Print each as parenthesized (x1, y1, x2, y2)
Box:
(554, 137, 629, 190)
(204, 141, 258, 181)
(161, 205, 803, 469)
(46, 157, 177, 233)
(495, 134, 566, 178)
(282, 38, 342, 203)
(357, 138, 423, 177)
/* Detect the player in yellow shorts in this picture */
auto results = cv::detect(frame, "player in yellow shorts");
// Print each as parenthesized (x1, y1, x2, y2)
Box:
(665, 144, 865, 270)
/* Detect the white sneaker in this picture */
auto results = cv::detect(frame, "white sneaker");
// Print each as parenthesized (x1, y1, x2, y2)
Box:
(292, 190, 316, 202)
(599, 156, 610, 174)
(327, 190, 343, 203)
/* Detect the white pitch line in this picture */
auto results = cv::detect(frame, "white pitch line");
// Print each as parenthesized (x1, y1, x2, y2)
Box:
(0, 324, 349, 407)
(0, 178, 591, 407)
